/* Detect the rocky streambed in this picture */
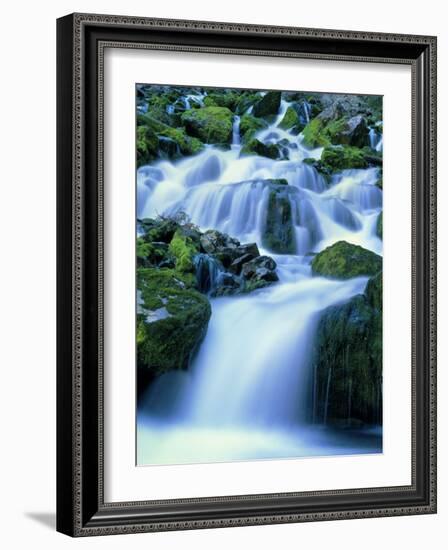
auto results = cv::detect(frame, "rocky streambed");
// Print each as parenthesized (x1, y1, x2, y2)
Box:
(136, 85, 383, 464)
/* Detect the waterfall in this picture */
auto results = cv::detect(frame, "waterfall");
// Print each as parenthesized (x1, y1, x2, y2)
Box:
(232, 115, 241, 147)
(369, 126, 383, 152)
(137, 89, 383, 465)
(194, 253, 225, 294)
(375, 135, 383, 152)
(368, 127, 378, 149)
(302, 100, 311, 123)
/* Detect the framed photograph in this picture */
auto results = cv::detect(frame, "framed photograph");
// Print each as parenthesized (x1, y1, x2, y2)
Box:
(56, 13, 437, 536)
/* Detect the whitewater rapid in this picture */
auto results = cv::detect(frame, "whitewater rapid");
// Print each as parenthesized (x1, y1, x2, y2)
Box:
(137, 97, 383, 465)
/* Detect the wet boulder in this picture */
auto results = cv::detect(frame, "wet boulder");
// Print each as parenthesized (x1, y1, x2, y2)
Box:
(240, 138, 281, 160)
(137, 268, 212, 378)
(158, 136, 181, 159)
(239, 114, 268, 143)
(252, 91, 281, 117)
(262, 184, 297, 254)
(302, 100, 369, 149)
(181, 106, 234, 144)
(136, 125, 159, 167)
(137, 114, 204, 161)
(199, 229, 240, 255)
(203, 90, 240, 110)
(241, 255, 277, 279)
(229, 253, 256, 275)
(318, 145, 369, 173)
(335, 115, 369, 148)
(235, 91, 264, 115)
(311, 241, 382, 279)
(236, 242, 260, 258)
(312, 272, 382, 426)
(278, 105, 302, 132)
(211, 272, 242, 297)
(138, 217, 179, 243)
(137, 239, 173, 268)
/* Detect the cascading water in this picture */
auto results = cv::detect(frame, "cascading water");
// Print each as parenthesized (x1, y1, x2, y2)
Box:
(137, 94, 383, 465)
(232, 115, 241, 148)
(369, 125, 383, 153)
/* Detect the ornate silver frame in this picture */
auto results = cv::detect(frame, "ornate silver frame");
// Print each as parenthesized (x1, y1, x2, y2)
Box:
(57, 13, 437, 537)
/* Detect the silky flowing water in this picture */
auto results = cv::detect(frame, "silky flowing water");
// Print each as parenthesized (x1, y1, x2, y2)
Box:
(137, 97, 383, 465)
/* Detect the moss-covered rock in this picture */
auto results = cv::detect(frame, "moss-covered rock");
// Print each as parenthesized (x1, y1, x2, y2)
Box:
(338, 115, 369, 147)
(137, 114, 204, 164)
(312, 241, 382, 278)
(302, 103, 369, 149)
(181, 106, 234, 144)
(365, 271, 382, 311)
(303, 113, 345, 147)
(140, 217, 179, 244)
(262, 185, 297, 254)
(240, 138, 281, 159)
(319, 145, 369, 172)
(239, 114, 268, 143)
(312, 273, 382, 426)
(376, 212, 383, 240)
(252, 91, 281, 117)
(235, 92, 262, 115)
(203, 90, 239, 111)
(136, 125, 159, 167)
(137, 238, 173, 268)
(137, 268, 212, 377)
(168, 230, 200, 274)
(278, 106, 300, 130)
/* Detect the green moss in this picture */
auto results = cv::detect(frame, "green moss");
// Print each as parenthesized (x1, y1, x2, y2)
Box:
(252, 91, 281, 117)
(137, 238, 154, 261)
(137, 268, 211, 375)
(302, 116, 348, 148)
(168, 230, 199, 274)
(137, 114, 204, 159)
(136, 321, 147, 345)
(240, 138, 280, 159)
(144, 218, 179, 243)
(302, 118, 330, 147)
(235, 92, 261, 115)
(203, 91, 239, 111)
(181, 106, 234, 144)
(239, 114, 268, 143)
(136, 125, 159, 168)
(312, 241, 382, 278)
(320, 145, 369, 172)
(325, 117, 349, 142)
(278, 106, 300, 130)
